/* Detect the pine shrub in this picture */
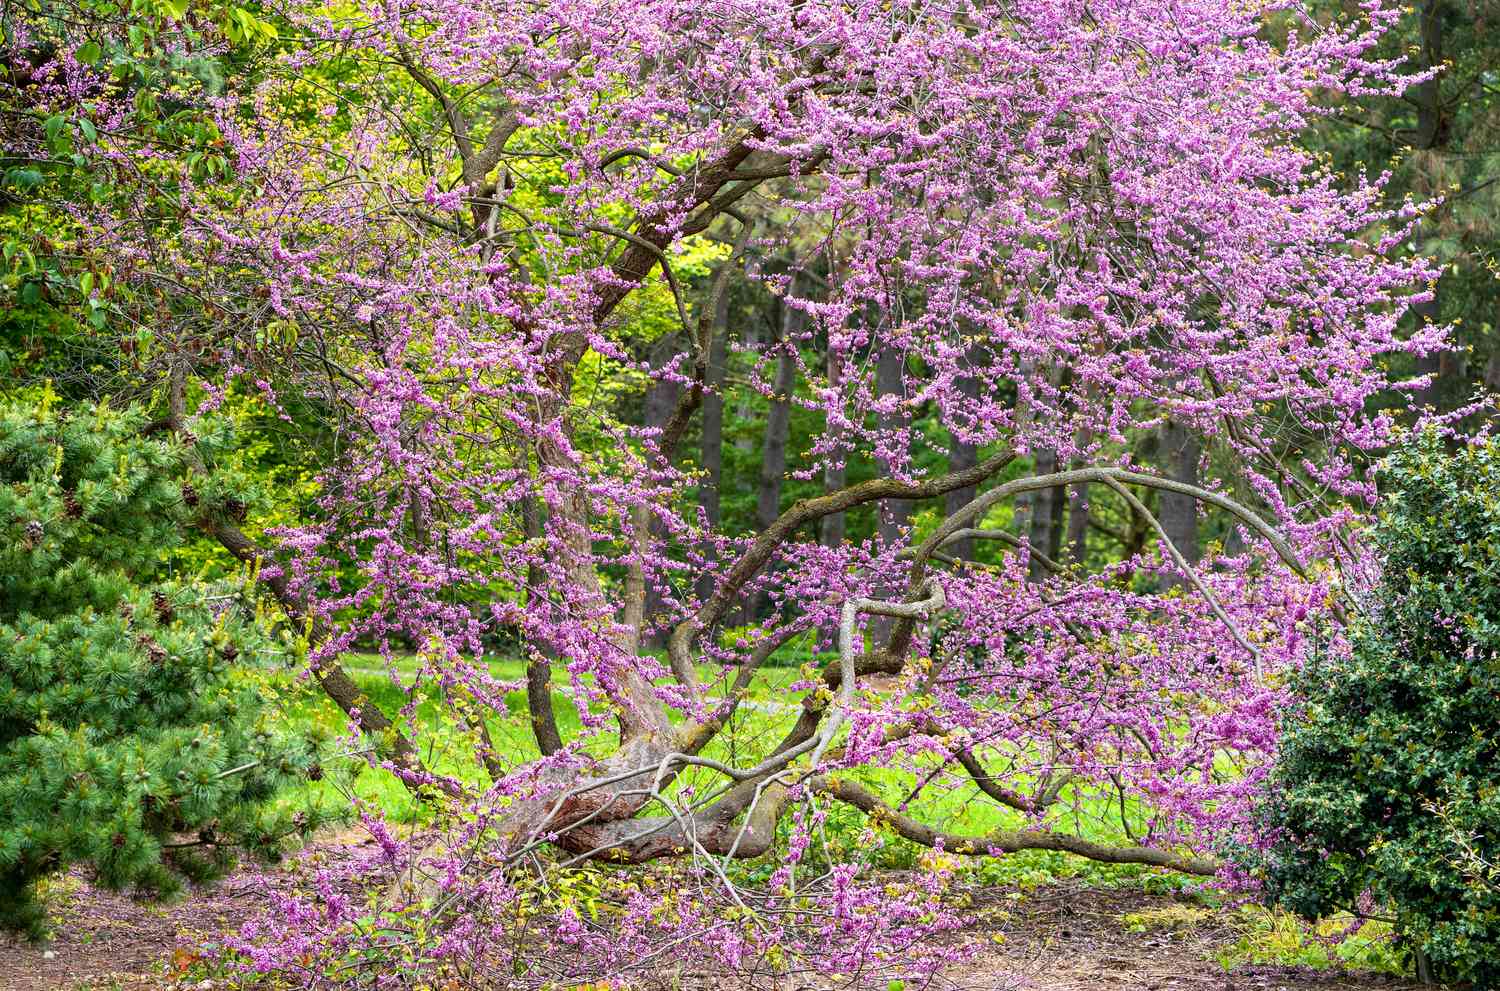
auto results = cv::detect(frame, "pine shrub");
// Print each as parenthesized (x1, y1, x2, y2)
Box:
(0, 392, 318, 937)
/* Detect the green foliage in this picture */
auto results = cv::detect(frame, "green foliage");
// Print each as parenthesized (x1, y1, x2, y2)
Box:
(1, 0, 278, 385)
(0, 392, 322, 938)
(1252, 430, 1500, 986)
(1214, 907, 1406, 975)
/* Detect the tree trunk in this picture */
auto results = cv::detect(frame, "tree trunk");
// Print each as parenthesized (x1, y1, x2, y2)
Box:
(1411, 0, 1454, 411)
(639, 334, 683, 648)
(876, 345, 911, 542)
(944, 436, 978, 560)
(750, 291, 803, 618)
(820, 344, 847, 548)
(521, 494, 563, 756)
(1157, 418, 1201, 588)
(943, 346, 983, 561)
(1012, 359, 1065, 579)
(757, 298, 802, 533)
(873, 344, 910, 642)
(1064, 454, 1091, 568)
(696, 284, 732, 604)
(1025, 450, 1065, 578)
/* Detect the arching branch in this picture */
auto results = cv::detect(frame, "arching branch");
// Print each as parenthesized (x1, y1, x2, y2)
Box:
(673, 450, 1016, 745)
(814, 777, 1218, 875)
(1101, 475, 1263, 678)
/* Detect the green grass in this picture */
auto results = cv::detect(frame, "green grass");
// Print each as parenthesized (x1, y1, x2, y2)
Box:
(271, 651, 813, 823)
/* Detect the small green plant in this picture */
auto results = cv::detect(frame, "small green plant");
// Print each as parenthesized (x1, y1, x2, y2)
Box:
(1216, 907, 1406, 975)
(1120, 903, 1211, 934)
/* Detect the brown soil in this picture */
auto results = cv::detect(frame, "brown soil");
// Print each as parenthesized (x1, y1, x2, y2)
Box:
(0, 848, 1422, 991)
(0, 832, 368, 991)
(949, 884, 1420, 991)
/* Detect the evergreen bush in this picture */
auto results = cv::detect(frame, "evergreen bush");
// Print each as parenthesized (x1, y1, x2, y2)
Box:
(0, 392, 318, 937)
(1253, 431, 1500, 986)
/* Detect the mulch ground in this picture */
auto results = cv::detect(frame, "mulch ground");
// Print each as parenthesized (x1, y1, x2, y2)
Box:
(0, 834, 367, 991)
(0, 840, 1423, 991)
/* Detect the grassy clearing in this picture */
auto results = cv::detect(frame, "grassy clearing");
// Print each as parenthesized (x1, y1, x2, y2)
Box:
(269, 651, 1207, 883)
(273, 652, 1154, 852)
(271, 652, 815, 823)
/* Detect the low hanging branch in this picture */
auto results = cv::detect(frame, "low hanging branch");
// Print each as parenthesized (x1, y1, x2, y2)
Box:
(160, 363, 459, 799)
(528, 462, 1307, 872)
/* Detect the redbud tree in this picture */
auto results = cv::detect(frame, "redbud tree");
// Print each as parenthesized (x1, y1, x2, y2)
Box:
(6, 0, 1449, 983)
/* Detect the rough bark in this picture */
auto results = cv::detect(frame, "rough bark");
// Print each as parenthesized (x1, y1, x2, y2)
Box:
(520, 494, 564, 756)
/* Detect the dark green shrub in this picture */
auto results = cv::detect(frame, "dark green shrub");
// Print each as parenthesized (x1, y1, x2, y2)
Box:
(1252, 431, 1500, 986)
(0, 392, 319, 937)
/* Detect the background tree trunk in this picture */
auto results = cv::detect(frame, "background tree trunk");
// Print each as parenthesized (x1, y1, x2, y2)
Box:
(1064, 426, 1094, 567)
(873, 343, 910, 643)
(696, 277, 733, 605)
(757, 294, 803, 533)
(1025, 450, 1065, 577)
(1410, 0, 1456, 411)
(750, 287, 804, 618)
(1157, 418, 1201, 588)
(943, 346, 983, 561)
(820, 343, 847, 548)
(638, 333, 683, 648)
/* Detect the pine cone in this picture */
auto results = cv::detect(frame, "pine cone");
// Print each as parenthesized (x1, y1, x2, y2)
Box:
(21, 519, 43, 550)
(181, 483, 199, 508)
(152, 591, 175, 624)
(62, 492, 82, 518)
(138, 636, 168, 665)
(223, 497, 248, 523)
